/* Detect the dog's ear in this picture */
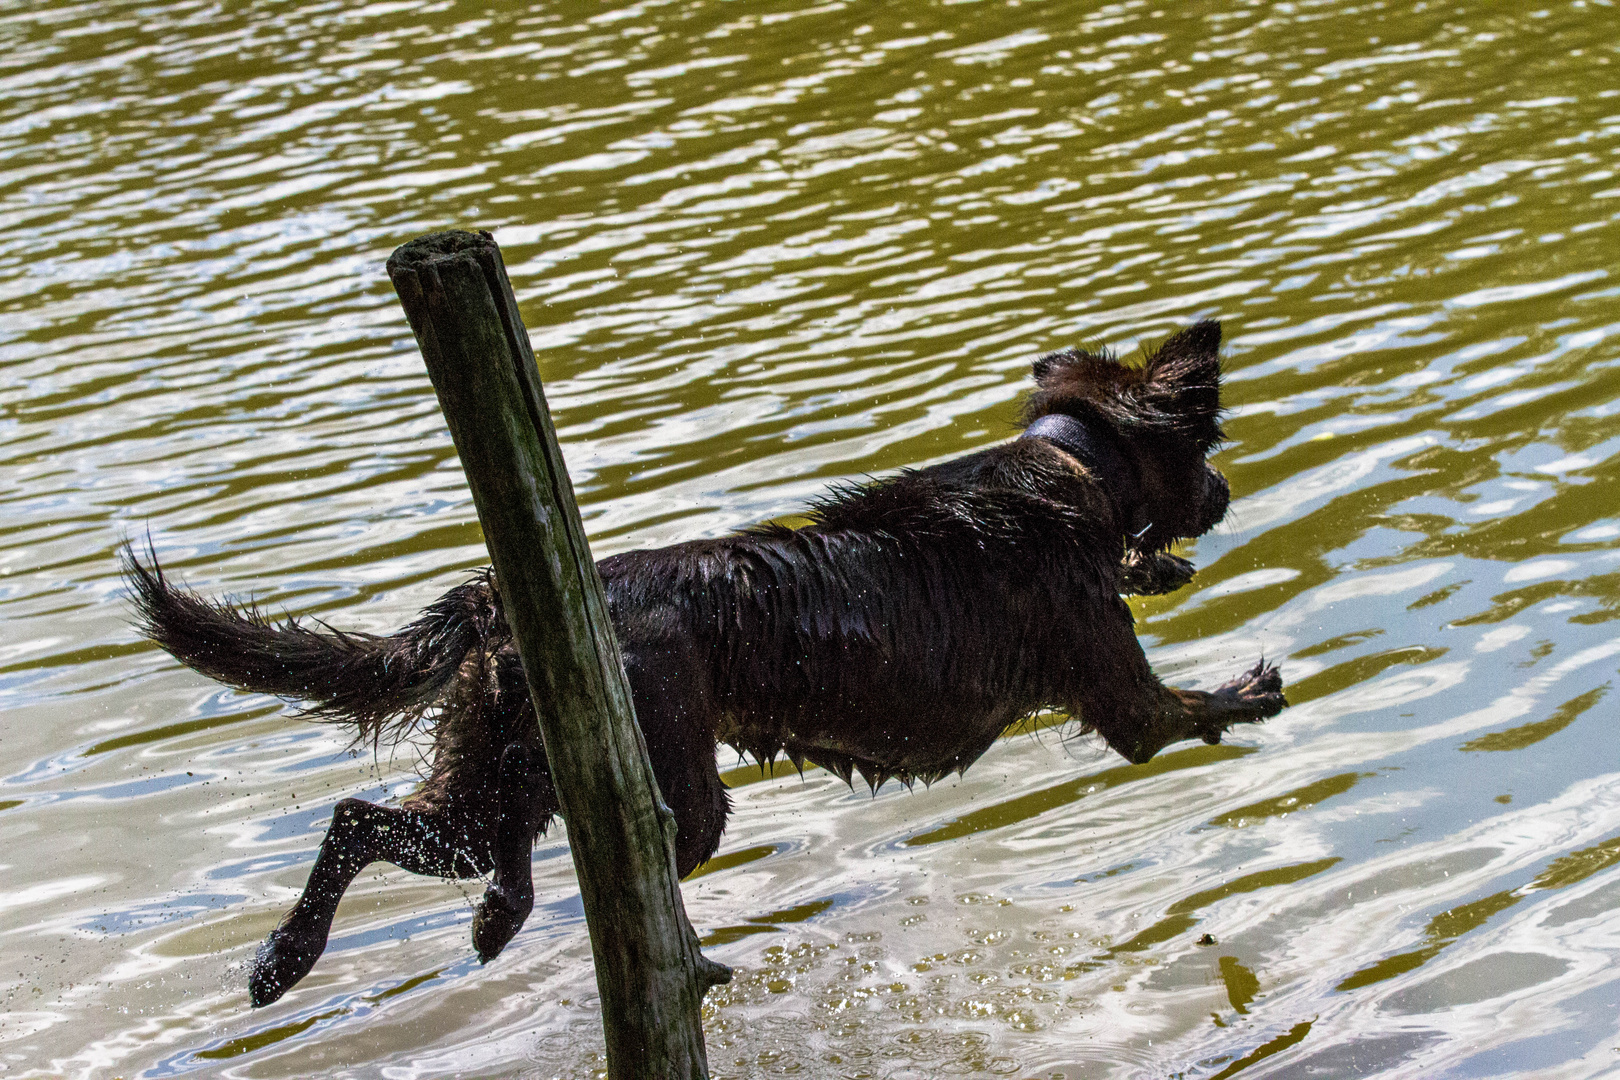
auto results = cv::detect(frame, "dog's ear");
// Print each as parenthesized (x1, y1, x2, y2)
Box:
(1140, 319, 1224, 448)
(1024, 347, 1122, 428)
(1023, 324, 1224, 444)
(1032, 345, 1120, 387)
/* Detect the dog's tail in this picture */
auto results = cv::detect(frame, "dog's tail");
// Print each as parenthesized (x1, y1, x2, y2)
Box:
(121, 545, 507, 744)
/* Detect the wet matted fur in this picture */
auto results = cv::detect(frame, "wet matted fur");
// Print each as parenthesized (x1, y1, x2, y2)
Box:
(125, 318, 1286, 1007)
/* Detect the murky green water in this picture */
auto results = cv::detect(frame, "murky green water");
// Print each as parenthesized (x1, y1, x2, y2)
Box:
(3, 0, 1619, 1076)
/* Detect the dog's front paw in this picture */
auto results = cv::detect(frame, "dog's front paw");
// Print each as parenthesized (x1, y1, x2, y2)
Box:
(1119, 550, 1197, 596)
(1218, 658, 1282, 696)
(471, 883, 533, 964)
(1198, 661, 1286, 744)
(249, 924, 327, 1007)
(1217, 660, 1286, 712)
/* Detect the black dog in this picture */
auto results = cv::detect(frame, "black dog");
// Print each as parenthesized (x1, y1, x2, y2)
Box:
(126, 318, 1285, 1007)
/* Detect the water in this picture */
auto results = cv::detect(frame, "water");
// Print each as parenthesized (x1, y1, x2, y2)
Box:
(3, 0, 1619, 1076)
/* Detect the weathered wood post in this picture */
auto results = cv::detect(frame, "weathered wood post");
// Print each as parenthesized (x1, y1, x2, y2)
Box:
(386, 230, 729, 1079)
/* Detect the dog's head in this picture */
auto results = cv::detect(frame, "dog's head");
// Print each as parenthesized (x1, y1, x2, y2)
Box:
(1023, 319, 1229, 551)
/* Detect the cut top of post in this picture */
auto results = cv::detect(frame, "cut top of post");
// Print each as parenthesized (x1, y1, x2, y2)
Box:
(385, 229, 497, 275)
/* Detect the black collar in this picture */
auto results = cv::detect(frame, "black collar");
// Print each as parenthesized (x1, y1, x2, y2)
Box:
(1020, 413, 1136, 502)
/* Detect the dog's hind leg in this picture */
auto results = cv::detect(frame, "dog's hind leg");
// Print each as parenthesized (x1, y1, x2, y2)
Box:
(249, 798, 497, 1007)
(470, 741, 551, 963)
(623, 647, 731, 879)
(660, 741, 730, 880)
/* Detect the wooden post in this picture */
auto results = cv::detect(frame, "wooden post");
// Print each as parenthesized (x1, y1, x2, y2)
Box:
(386, 230, 729, 1079)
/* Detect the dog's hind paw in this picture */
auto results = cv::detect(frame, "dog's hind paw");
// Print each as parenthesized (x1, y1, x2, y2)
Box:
(249, 925, 327, 1007)
(472, 883, 533, 964)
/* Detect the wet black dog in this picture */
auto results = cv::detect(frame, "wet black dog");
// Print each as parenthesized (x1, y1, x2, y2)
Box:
(126, 319, 1285, 1007)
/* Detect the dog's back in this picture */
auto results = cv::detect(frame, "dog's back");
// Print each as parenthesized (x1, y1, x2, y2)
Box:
(598, 443, 1128, 788)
